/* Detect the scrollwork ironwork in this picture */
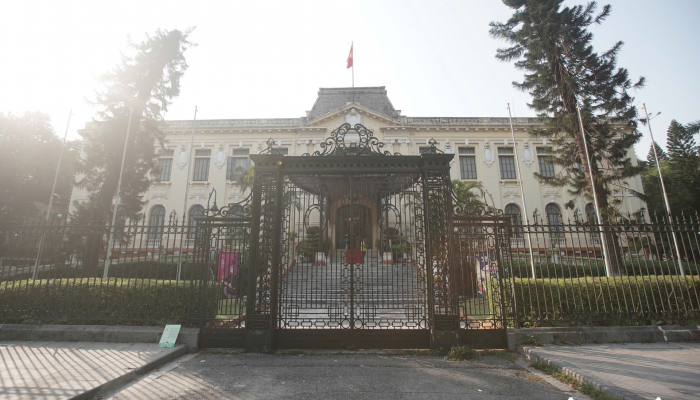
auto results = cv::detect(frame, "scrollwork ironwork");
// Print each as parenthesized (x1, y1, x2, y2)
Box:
(258, 138, 277, 155)
(207, 192, 253, 217)
(420, 138, 444, 155)
(302, 123, 400, 157)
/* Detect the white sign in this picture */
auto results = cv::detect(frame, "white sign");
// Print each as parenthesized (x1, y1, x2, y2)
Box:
(158, 324, 181, 348)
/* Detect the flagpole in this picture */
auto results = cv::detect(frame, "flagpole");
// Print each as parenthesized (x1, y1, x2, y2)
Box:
(104, 107, 134, 279)
(641, 103, 685, 276)
(0, 112, 11, 154)
(351, 41, 355, 103)
(507, 104, 536, 277)
(576, 102, 612, 277)
(177, 106, 198, 280)
(33, 110, 72, 279)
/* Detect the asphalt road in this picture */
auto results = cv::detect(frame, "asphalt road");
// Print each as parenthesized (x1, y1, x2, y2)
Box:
(100, 351, 574, 400)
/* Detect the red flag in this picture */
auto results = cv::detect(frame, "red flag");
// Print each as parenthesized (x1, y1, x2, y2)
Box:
(347, 43, 353, 69)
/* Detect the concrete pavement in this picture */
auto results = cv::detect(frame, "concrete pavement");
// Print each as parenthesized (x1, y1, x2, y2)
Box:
(520, 342, 700, 400)
(101, 351, 579, 400)
(0, 341, 186, 400)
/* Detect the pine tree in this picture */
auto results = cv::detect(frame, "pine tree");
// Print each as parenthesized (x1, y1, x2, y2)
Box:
(74, 28, 195, 272)
(646, 141, 666, 165)
(665, 120, 700, 213)
(75, 28, 195, 224)
(490, 1, 645, 274)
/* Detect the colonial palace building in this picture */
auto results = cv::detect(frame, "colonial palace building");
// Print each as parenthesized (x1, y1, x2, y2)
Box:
(69, 86, 645, 243)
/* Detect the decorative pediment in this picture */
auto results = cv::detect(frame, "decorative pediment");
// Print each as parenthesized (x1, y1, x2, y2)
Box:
(306, 103, 398, 126)
(301, 123, 400, 156)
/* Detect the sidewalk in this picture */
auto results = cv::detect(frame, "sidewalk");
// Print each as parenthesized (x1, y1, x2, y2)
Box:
(0, 341, 186, 400)
(520, 342, 700, 400)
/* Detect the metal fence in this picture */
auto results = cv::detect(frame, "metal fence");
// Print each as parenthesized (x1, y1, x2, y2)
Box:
(0, 219, 204, 325)
(504, 212, 700, 326)
(0, 212, 698, 327)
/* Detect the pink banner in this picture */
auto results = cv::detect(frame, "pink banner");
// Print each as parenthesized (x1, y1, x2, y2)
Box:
(218, 252, 241, 299)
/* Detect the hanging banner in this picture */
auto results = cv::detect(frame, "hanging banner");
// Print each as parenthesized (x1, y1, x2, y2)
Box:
(218, 252, 242, 299)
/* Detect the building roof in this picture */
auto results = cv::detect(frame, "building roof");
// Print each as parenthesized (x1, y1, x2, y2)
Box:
(308, 87, 398, 120)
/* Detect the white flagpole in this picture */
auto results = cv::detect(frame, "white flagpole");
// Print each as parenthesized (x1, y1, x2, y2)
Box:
(576, 102, 612, 277)
(33, 110, 72, 279)
(0, 112, 11, 154)
(507, 104, 536, 277)
(177, 106, 198, 280)
(351, 42, 355, 103)
(641, 103, 685, 276)
(104, 107, 134, 279)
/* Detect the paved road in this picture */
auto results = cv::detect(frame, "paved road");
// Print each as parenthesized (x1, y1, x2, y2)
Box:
(101, 352, 575, 400)
(522, 342, 700, 400)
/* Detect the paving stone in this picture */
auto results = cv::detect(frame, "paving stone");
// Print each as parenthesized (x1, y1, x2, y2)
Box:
(0, 341, 184, 400)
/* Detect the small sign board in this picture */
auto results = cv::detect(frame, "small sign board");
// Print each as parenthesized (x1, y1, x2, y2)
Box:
(158, 324, 181, 348)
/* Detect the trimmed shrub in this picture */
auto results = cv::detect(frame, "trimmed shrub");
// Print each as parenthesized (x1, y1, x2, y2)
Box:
(0, 279, 219, 325)
(510, 260, 699, 279)
(507, 276, 700, 326)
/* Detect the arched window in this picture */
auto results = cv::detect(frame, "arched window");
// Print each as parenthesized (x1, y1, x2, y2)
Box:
(504, 204, 523, 238)
(585, 203, 597, 223)
(188, 205, 205, 239)
(545, 204, 564, 238)
(584, 203, 600, 240)
(148, 206, 166, 241)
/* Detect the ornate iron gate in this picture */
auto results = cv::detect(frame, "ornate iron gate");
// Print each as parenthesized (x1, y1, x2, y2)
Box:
(452, 213, 515, 348)
(195, 124, 513, 349)
(192, 200, 252, 348)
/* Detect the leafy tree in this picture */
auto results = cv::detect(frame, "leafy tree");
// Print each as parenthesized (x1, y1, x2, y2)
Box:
(74, 28, 195, 272)
(490, 1, 645, 273)
(0, 112, 79, 224)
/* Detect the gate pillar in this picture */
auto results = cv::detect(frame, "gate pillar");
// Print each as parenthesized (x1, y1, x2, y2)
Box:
(420, 148, 459, 350)
(246, 151, 284, 351)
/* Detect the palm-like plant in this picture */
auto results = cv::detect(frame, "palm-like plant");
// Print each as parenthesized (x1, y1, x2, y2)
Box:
(451, 180, 485, 214)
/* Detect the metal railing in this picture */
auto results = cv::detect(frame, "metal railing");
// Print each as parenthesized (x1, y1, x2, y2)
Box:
(0, 212, 698, 327)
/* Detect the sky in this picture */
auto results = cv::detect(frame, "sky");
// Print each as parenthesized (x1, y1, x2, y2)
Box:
(2, 0, 699, 159)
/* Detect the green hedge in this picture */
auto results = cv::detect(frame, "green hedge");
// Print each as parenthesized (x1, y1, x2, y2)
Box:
(0, 279, 219, 325)
(3, 261, 210, 282)
(510, 260, 699, 279)
(505, 276, 700, 326)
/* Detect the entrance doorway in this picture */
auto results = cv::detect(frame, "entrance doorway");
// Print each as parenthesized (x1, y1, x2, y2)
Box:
(335, 204, 372, 250)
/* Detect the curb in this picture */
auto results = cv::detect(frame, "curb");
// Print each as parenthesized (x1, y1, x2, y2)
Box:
(69, 344, 187, 400)
(0, 324, 199, 352)
(518, 345, 645, 400)
(507, 325, 700, 350)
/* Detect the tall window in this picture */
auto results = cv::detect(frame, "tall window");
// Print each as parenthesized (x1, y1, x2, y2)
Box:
(458, 147, 477, 179)
(188, 205, 205, 239)
(545, 204, 564, 238)
(148, 206, 166, 241)
(504, 204, 523, 238)
(193, 149, 211, 181)
(419, 146, 431, 155)
(537, 147, 555, 177)
(498, 147, 516, 179)
(157, 150, 173, 181)
(585, 203, 600, 241)
(271, 148, 288, 155)
(227, 148, 250, 180)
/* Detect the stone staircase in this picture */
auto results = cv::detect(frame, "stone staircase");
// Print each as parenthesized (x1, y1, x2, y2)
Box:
(279, 249, 427, 327)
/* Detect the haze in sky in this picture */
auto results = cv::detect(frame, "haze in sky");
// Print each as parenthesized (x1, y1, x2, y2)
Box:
(2, 0, 699, 159)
